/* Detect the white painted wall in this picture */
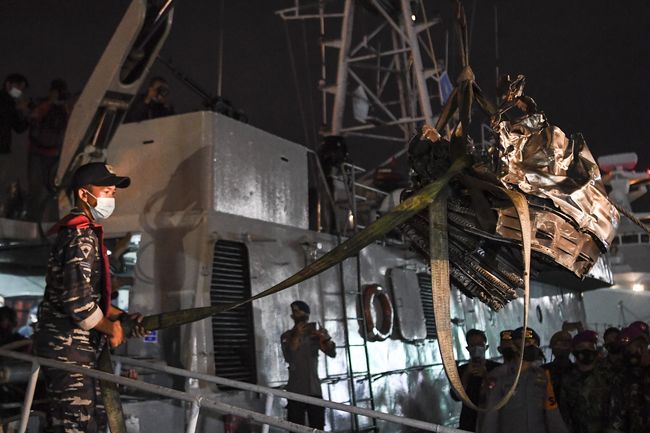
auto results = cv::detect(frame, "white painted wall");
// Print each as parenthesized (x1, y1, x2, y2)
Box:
(583, 288, 650, 334)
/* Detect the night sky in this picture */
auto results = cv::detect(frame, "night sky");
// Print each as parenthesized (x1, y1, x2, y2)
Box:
(2, 0, 649, 172)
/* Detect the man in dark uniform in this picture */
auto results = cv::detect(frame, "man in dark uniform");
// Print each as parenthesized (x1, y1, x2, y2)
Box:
(542, 330, 573, 409)
(451, 329, 501, 431)
(0, 73, 30, 213)
(34, 162, 145, 433)
(559, 330, 610, 433)
(629, 320, 650, 366)
(607, 326, 650, 433)
(496, 330, 516, 364)
(478, 327, 569, 433)
(0, 306, 27, 347)
(601, 327, 623, 374)
(0, 73, 30, 154)
(281, 301, 336, 430)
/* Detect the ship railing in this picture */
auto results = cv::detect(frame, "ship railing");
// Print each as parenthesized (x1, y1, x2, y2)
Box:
(0, 347, 469, 433)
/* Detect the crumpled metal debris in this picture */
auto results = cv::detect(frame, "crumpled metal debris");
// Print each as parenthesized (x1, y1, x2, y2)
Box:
(400, 75, 619, 310)
(493, 103, 619, 250)
(492, 75, 619, 276)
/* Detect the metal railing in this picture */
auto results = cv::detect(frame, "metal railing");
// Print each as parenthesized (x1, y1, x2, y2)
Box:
(0, 348, 469, 433)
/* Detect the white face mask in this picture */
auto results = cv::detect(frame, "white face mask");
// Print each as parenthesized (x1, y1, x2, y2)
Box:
(8, 87, 22, 99)
(84, 190, 115, 220)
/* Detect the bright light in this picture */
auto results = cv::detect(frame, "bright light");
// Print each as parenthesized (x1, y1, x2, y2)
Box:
(411, 14, 417, 21)
(633, 283, 644, 292)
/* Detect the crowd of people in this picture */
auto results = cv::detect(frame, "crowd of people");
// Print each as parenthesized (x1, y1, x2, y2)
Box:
(0, 73, 174, 222)
(453, 322, 650, 433)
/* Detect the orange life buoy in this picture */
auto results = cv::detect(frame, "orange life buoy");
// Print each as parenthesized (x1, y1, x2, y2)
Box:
(362, 284, 394, 341)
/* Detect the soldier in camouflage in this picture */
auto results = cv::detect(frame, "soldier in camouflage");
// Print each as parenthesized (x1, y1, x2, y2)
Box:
(600, 327, 623, 378)
(559, 330, 610, 433)
(33, 162, 145, 433)
(629, 320, 650, 367)
(607, 325, 650, 433)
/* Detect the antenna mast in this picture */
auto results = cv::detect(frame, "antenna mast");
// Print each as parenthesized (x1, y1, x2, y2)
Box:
(277, 0, 449, 172)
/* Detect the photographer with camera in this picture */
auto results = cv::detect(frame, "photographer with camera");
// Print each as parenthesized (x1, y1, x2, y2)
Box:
(125, 76, 175, 122)
(281, 300, 336, 430)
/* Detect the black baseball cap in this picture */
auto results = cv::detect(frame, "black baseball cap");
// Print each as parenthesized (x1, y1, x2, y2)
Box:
(71, 162, 130, 190)
(512, 327, 541, 346)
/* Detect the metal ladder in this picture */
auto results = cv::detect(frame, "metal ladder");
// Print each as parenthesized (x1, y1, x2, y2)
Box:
(322, 253, 377, 433)
(323, 162, 388, 432)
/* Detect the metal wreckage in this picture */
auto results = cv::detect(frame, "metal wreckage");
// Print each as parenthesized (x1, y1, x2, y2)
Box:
(5, 0, 646, 431)
(110, 37, 625, 433)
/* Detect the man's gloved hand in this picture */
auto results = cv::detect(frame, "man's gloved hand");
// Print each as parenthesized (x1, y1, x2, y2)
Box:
(119, 313, 148, 338)
(127, 313, 147, 338)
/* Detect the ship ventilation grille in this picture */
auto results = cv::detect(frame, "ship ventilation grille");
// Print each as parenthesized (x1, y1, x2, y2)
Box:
(417, 272, 437, 339)
(210, 240, 257, 385)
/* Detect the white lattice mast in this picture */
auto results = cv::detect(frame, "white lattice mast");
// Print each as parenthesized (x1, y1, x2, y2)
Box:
(277, 0, 447, 149)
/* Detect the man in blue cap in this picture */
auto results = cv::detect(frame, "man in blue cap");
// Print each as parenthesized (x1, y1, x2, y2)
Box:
(34, 162, 146, 433)
(281, 300, 336, 429)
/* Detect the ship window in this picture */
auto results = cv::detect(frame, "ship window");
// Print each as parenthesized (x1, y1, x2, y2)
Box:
(641, 234, 649, 243)
(210, 240, 257, 386)
(416, 272, 437, 339)
(622, 234, 639, 244)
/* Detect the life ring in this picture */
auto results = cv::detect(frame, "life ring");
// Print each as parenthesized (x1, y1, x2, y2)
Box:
(362, 284, 394, 341)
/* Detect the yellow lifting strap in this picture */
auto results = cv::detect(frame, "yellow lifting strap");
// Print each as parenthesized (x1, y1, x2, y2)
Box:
(430, 185, 531, 412)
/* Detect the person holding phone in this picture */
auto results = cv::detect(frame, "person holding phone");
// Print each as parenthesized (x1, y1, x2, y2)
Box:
(281, 300, 336, 429)
(451, 329, 501, 431)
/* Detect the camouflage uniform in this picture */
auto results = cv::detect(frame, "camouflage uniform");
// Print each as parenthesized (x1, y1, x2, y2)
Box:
(478, 363, 570, 433)
(34, 211, 111, 433)
(607, 365, 650, 433)
(598, 355, 623, 382)
(559, 364, 610, 433)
